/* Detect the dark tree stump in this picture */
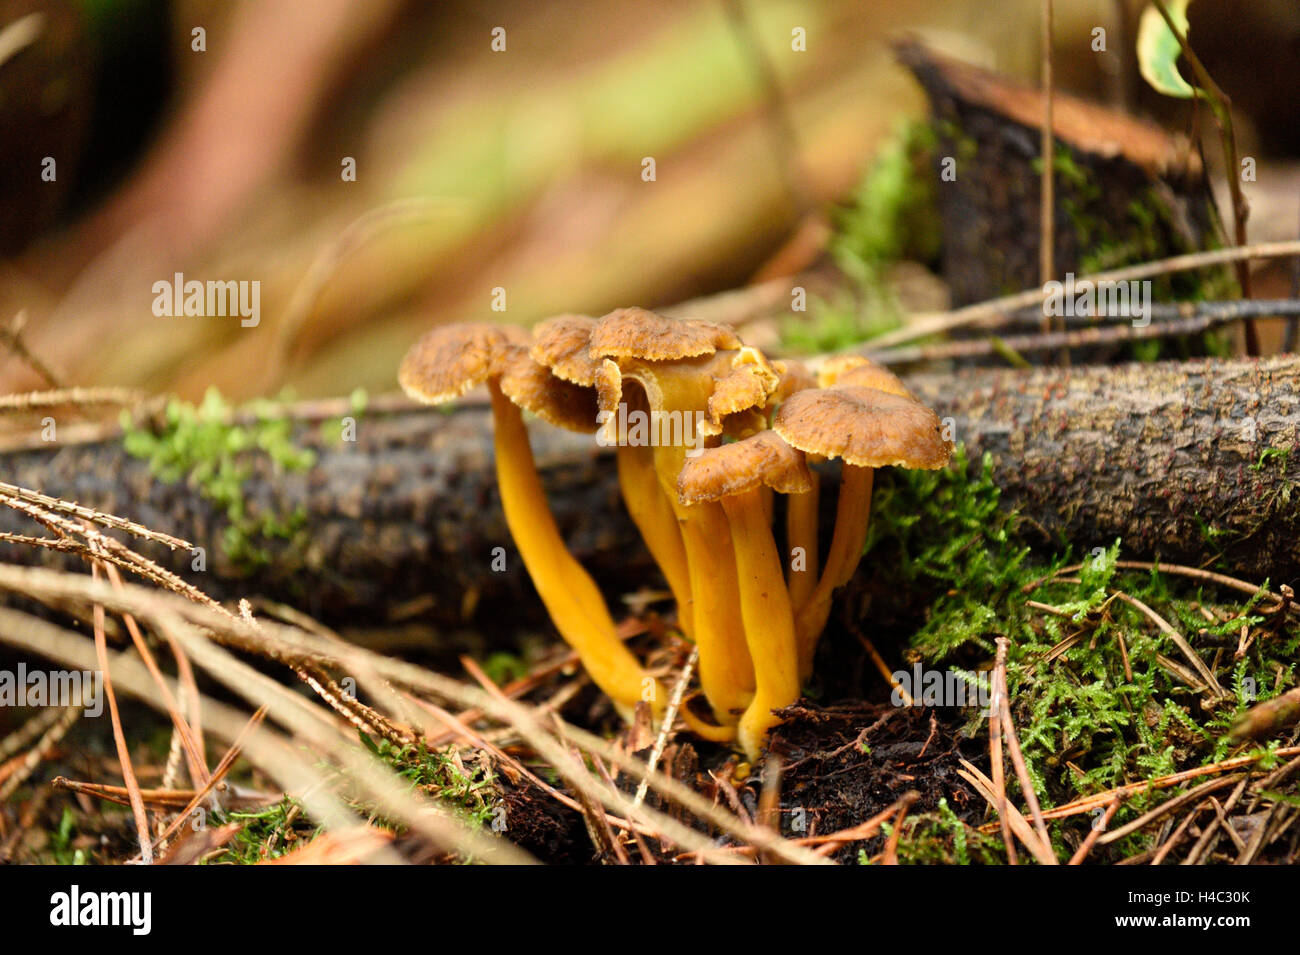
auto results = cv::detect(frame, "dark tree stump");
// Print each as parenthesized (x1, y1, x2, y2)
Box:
(895, 38, 1223, 307)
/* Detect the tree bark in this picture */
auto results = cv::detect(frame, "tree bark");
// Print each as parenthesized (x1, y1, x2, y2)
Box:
(895, 38, 1222, 309)
(2, 356, 1297, 628)
(906, 356, 1299, 585)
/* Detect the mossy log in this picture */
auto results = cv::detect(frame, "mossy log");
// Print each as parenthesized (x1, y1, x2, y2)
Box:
(1, 356, 1298, 629)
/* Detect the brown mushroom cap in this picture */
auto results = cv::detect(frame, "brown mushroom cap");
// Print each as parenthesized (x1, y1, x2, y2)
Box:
(531, 314, 602, 387)
(594, 347, 775, 445)
(398, 323, 527, 404)
(705, 346, 780, 433)
(498, 347, 599, 433)
(589, 307, 740, 362)
(678, 430, 812, 504)
(773, 386, 952, 470)
(772, 359, 817, 402)
(817, 354, 912, 398)
(593, 357, 626, 445)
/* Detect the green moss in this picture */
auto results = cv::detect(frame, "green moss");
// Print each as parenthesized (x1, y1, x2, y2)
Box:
(1046, 148, 1093, 193)
(479, 650, 531, 687)
(121, 388, 316, 572)
(1052, 156, 1239, 362)
(1251, 447, 1291, 474)
(934, 118, 978, 163)
(48, 806, 87, 865)
(891, 799, 1006, 865)
(832, 120, 941, 270)
(782, 293, 903, 355)
(361, 734, 500, 832)
(864, 448, 1299, 861)
(206, 797, 319, 864)
(199, 738, 502, 864)
(782, 121, 939, 353)
(865, 447, 1035, 662)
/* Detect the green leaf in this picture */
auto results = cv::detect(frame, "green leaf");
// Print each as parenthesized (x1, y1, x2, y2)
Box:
(1137, 0, 1196, 99)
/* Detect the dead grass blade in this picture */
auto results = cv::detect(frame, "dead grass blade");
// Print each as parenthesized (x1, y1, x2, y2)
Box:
(995, 637, 1056, 863)
(881, 790, 919, 865)
(0, 481, 191, 550)
(989, 639, 1016, 864)
(0, 603, 527, 864)
(1036, 746, 1300, 821)
(258, 825, 395, 865)
(0, 563, 828, 864)
(959, 760, 1058, 866)
(1068, 795, 1122, 865)
(1113, 592, 1229, 700)
(145, 706, 269, 856)
(90, 559, 154, 864)
(0, 705, 81, 802)
(0, 387, 145, 412)
(1097, 774, 1246, 847)
(102, 561, 209, 788)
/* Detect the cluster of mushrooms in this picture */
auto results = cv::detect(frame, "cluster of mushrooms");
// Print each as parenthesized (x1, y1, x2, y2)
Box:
(399, 308, 953, 759)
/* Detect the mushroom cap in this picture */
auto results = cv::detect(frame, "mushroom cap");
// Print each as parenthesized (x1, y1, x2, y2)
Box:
(594, 356, 623, 402)
(705, 346, 780, 434)
(772, 359, 817, 402)
(589, 307, 740, 362)
(817, 354, 912, 398)
(677, 430, 812, 504)
(398, 323, 527, 404)
(530, 314, 602, 387)
(773, 385, 952, 470)
(594, 347, 780, 445)
(498, 347, 599, 433)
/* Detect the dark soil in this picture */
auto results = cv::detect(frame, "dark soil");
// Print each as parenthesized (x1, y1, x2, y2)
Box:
(765, 700, 986, 863)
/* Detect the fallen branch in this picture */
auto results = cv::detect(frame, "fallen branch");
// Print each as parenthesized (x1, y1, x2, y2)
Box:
(2, 355, 1298, 628)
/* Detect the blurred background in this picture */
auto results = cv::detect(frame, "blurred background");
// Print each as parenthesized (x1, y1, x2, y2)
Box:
(2, 0, 1298, 403)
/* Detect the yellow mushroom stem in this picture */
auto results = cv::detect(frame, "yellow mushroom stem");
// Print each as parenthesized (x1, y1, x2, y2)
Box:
(723, 488, 801, 760)
(785, 471, 820, 615)
(614, 418, 693, 639)
(670, 487, 754, 725)
(622, 359, 755, 727)
(489, 381, 666, 717)
(680, 694, 742, 742)
(794, 464, 874, 682)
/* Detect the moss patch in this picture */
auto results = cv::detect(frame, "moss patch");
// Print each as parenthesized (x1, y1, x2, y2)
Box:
(362, 734, 501, 833)
(856, 447, 1299, 862)
(207, 797, 320, 864)
(121, 388, 316, 572)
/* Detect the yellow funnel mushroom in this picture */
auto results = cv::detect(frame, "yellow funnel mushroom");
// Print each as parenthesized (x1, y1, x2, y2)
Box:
(679, 430, 811, 759)
(399, 323, 666, 719)
(590, 309, 777, 734)
(774, 382, 952, 681)
(531, 314, 694, 641)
